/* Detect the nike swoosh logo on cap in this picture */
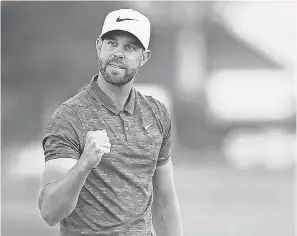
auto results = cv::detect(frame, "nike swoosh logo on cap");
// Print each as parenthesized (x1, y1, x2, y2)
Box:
(116, 16, 138, 22)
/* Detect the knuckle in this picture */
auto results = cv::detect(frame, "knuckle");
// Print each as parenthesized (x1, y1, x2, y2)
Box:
(87, 130, 92, 135)
(87, 134, 95, 142)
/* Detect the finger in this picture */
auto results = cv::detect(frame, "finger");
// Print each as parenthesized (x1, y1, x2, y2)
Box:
(101, 147, 110, 154)
(94, 129, 106, 134)
(85, 138, 97, 147)
(93, 136, 110, 144)
(100, 142, 111, 148)
(86, 131, 100, 142)
(99, 135, 109, 141)
(105, 142, 111, 147)
(90, 137, 110, 147)
(93, 132, 109, 140)
(90, 135, 107, 143)
(94, 140, 110, 148)
(86, 131, 95, 138)
(101, 140, 111, 147)
(100, 131, 109, 138)
(95, 147, 109, 155)
(95, 143, 111, 149)
(88, 130, 105, 140)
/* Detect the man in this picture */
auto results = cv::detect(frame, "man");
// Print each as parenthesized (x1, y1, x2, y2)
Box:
(38, 8, 183, 236)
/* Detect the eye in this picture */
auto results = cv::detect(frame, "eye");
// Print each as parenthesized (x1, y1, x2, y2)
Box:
(126, 45, 136, 51)
(107, 40, 117, 47)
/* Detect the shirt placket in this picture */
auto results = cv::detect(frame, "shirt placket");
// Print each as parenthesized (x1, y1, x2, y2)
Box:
(119, 112, 132, 145)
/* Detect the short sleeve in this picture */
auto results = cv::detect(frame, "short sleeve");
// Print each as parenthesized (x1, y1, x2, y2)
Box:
(42, 105, 81, 162)
(156, 103, 172, 166)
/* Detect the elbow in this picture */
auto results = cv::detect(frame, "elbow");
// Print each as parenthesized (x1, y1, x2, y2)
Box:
(47, 221, 57, 227)
(39, 199, 74, 227)
(44, 217, 58, 227)
(39, 198, 59, 226)
(38, 189, 57, 226)
(40, 208, 59, 226)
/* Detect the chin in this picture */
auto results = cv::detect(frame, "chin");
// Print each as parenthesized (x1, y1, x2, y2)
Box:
(104, 77, 131, 87)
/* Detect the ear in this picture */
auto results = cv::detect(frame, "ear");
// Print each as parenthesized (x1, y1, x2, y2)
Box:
(139, 50, 151, 67)
(96, 38, 103, 57)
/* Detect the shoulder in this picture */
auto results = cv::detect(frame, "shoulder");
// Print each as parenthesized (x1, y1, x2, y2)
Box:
(43, 99, 83, 151)
(135, 89, 170, 119)
(47, 103, 77, 127)
(63, 87, 92, 109)
(48, 88, 91, 124)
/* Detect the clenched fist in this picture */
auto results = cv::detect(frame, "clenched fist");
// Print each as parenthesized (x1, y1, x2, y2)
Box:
(80, 130, 111, 169)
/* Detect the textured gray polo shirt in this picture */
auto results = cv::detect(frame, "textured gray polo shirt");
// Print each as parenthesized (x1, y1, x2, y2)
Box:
(42, 75, 171, 236)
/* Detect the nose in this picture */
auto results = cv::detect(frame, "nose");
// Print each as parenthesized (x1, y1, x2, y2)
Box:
(113, 51, 124, 60)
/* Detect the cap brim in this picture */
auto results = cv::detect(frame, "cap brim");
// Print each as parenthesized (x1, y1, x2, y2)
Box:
(99, 29, 146, 50)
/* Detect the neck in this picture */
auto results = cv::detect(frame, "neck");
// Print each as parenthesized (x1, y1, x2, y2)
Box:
(97, 72, 134, 108)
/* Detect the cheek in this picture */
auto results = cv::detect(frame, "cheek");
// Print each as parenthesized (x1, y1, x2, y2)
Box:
(98, 49, 112, 62)
(136, 55, 143, 67)
(98, 55, 109, 66)
(127, 56, 142, 68)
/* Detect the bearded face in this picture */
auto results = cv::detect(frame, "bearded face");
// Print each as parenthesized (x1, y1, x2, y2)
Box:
(97, 31, 145, 87)
(98, 56, 139, 86)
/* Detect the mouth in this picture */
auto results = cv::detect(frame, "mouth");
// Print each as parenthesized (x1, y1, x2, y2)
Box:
(109, 64, 124, 69)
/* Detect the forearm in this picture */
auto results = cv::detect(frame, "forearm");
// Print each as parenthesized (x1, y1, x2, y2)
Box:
(152, 195, 183, 236)
(39, 159, 92, 226)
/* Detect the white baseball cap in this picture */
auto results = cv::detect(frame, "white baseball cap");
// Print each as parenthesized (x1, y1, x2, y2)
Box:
(99, 9, 151, 50)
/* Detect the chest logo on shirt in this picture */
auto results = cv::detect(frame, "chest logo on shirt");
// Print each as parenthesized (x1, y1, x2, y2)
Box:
(144, 122, 154, 131)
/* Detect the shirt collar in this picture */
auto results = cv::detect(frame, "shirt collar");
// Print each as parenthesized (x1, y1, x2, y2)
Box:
(86, 74, 135, 115)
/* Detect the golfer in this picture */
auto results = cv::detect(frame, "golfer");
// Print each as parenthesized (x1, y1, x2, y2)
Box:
(38, 8, 183, 236)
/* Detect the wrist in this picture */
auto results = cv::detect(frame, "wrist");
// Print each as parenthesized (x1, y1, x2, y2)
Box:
(78, 157, 93, 172)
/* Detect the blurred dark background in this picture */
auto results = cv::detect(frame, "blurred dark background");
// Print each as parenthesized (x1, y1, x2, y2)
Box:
(1, 1, 295, 236)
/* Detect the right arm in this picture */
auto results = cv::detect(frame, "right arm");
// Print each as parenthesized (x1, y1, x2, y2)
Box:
(38, 158, 91, 226)
(38, 130, 110, 226)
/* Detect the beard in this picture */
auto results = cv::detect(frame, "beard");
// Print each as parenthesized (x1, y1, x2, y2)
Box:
(98, 58, 139, 87)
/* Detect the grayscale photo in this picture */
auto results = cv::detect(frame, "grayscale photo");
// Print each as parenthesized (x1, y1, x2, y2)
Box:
(1, 1, 295, 236)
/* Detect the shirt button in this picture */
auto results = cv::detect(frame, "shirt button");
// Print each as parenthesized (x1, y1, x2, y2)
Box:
(125, 127, 129, 131)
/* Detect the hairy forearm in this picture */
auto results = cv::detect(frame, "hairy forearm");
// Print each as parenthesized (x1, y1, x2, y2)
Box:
(38, 159, 92, 226)
(152, 195, 183, 236)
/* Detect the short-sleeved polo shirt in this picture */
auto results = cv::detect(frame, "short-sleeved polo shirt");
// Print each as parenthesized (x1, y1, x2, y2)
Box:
(42, 75, 172, 236)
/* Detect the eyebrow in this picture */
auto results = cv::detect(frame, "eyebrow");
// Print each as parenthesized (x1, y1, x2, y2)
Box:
(103, 34, 143, 49)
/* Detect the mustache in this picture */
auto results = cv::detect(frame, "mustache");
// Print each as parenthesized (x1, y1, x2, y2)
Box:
(107, 59, 126, 69)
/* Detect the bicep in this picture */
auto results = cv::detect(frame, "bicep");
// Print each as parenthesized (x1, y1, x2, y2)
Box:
(38, 158, 78, 208)
(153, 158, 176, 204)
(41, 158, 78, 187)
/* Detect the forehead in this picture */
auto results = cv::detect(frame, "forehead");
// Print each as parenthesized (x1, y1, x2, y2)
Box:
(102, 30, 141, 45)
